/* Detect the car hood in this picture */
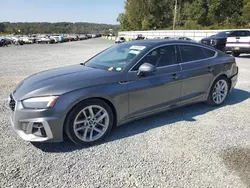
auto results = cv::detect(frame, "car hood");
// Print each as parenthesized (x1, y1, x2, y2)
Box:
(13, 65, 122, 100)
(202, 36, 226, 41)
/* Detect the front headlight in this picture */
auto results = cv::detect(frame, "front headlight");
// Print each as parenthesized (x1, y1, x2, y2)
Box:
(210, 39, 217, 46)
(22, 96, 59, 109)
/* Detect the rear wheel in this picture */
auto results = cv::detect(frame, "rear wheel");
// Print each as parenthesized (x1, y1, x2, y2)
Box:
(232, 52, 240, 57)
(65, 99, 114, 145)
(207, 77, 229, 106)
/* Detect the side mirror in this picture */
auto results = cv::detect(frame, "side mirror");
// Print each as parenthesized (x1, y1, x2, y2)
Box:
(137, 63, 156, 76)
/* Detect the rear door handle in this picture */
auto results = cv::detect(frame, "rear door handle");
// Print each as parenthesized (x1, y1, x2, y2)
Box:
(171, 73, 180, 80)
(208, 67, 215, 72)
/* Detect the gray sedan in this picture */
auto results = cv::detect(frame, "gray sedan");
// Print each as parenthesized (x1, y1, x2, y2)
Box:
(9, 40, 238, 145)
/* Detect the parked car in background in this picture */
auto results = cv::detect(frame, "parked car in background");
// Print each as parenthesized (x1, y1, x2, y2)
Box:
(11, 37, 24, 45)
(78, 35, 87, 40)
(175, 36, 193, 41)
(133, 34, 145, 40)
(115, 36, 126, 44)
(50, 36, 61, 43)
(164, 37, 173, 40)
(201, 30, 250, 52)
(200, 31, 231, 51)
(67, 35, 78, 41)
(225, 30, 250, 57)
(9, 40, 238, 145)
(21, 37, 34, 44)
(36, 37, 55, 44)
(0, 38, 9, 47)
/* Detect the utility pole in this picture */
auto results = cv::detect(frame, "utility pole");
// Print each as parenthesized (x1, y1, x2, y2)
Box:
(173, 0, 177, 30)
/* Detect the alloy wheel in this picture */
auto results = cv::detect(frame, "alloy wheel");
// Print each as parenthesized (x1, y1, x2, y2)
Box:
(73, 105, 109, 142)
(212, 79, 228, 104)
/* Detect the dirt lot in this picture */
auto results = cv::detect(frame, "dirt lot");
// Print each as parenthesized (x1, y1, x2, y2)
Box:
(1, 38, 250, 188)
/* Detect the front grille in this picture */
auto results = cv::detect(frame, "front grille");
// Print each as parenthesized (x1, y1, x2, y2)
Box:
(9, 95, 16, 111)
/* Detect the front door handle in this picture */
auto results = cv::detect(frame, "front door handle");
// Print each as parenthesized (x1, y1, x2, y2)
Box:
(171, 73, 180, 80)
(208, 67, 215, 72)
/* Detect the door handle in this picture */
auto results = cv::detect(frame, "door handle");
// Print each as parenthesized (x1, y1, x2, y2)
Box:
(208, 67, 215, 72)
(171, 73, 180, 80)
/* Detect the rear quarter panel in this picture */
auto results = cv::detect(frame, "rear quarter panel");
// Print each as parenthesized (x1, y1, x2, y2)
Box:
(207, 55, 237, 93)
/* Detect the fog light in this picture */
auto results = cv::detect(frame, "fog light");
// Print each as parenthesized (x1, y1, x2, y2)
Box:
(21, 122, 29, 132)
(32, 123, 47, 137)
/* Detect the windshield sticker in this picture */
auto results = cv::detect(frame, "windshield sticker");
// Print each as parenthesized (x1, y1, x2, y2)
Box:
(129, 45, 146, 51)
(129, 50, 141, 55)
(108, 67, 113, 71)
(116, 67, 122, 72)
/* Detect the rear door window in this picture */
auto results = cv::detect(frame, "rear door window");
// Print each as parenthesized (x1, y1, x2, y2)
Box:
(179, 45, 207, 62)
(155, 45, 177, 67)
(203, 48, 216, 58)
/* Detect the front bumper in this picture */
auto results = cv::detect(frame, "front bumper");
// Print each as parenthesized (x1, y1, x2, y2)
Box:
(9, 95, 64, 142)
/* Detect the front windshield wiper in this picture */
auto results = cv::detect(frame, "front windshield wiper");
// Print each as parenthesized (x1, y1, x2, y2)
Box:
(86, 65, 99, 69)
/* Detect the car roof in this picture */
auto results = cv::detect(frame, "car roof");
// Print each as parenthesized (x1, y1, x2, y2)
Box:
(125, 39, 205, 48)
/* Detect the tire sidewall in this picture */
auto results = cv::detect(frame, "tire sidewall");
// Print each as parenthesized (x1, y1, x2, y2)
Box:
(65, 99, 114, 145)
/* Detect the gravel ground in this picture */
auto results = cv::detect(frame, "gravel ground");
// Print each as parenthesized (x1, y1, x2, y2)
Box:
(1, 38, 250, 188)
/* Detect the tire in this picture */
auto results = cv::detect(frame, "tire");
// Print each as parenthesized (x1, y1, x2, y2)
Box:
(65, 99, 114, 145)
(232, 52, 240, 57)
(207, 76, 229, 106)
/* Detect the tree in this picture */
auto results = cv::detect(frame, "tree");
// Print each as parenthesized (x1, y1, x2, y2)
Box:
(0, 22, 120, 34)
(0, 23, 5, 32)
(242, 2, 250, 25)
(117, 0, 249, 30)
(208, 0, 244, 25)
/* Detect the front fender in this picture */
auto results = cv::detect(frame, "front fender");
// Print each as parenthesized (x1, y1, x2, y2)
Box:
(53, 83, 129, 126)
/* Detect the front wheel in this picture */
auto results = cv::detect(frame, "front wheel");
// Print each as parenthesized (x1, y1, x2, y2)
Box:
(207, 77, 229, 106)
(232, 52, 240, 57)
(65, 99, 114, 145)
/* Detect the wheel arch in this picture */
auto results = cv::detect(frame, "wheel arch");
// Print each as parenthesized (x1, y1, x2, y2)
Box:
(207, 73, 231, 97)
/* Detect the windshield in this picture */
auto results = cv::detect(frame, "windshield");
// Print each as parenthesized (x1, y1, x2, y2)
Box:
(85, 43, 148, 72)
(213, 31, 231, 38)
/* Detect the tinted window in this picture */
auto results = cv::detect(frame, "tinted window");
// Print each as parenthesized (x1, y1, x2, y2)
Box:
(203, 48, 216, 58)
(132, 45, 177, 70)
(230, 31, 250, 37)
(179, 45, 207, 62)
(214, 31, 231, 38)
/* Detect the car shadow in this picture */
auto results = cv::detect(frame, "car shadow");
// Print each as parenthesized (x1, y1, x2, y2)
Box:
(32, 88, 250, 153)
(220, 147, 250, 188)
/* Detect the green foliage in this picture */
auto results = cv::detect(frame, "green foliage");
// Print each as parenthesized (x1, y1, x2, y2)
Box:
(1, 22, 120, 35)
(242, 2, 250, 24)
(0, 23, 5, 32)
(118, 0, 250, 30)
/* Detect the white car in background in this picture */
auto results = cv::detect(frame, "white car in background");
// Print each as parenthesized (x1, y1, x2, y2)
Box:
(20, 37, 34, 44)
(36, 37, 55, 44)
(11, 37, 24, 45)
(50, 36, 61, 43)
(226, 30, 250, 57)
(115, 36, 126, 44)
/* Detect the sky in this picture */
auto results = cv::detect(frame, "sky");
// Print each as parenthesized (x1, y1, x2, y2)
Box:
(0, 0, 125, 24)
